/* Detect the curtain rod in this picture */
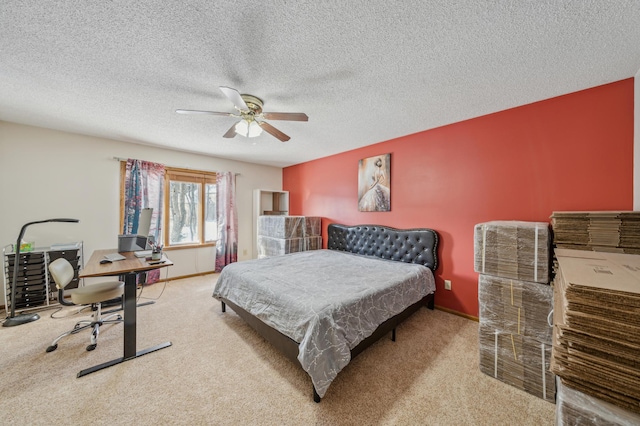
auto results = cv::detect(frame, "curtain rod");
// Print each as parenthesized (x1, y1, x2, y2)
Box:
(112, 157, 241, 176)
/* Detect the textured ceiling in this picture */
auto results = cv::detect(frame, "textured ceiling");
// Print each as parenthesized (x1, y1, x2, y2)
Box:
(2, 1, 640, 168)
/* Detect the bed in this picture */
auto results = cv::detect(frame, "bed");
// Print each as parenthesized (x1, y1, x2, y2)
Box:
(212, 223, 439, 402)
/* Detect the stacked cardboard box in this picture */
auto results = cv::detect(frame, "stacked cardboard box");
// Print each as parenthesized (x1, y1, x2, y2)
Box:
(474, 221, 555, 402)
(619, 212, 640, 250)
(474, 221, 550, 284)
(477, 275, 555, 402)
(552, 249, 640, 416)
(556, 380, 640, 425)
(257, 216, 322, 258)
(478, 325, 555, 403)
(551, 211, 640, 254)
(478, 275, 554, 344)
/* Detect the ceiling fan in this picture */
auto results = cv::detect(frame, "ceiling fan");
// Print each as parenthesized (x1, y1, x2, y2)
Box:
(176, 86, 308, 142)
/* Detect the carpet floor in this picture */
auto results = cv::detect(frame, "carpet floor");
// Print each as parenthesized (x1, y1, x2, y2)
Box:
(0, 274, 555, 425)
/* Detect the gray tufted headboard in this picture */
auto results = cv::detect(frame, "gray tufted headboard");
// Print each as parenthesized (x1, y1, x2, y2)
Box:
(327, 223, 439, 271)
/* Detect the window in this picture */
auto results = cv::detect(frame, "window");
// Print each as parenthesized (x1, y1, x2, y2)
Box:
(165, 169, 217, 248)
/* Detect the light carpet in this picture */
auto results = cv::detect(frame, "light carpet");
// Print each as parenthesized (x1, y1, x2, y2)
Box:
(0, 274, 555, 425)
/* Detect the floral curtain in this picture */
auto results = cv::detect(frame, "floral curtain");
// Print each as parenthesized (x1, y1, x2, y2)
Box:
(215, 171, 238, 272)
(123, 159, 165, 283)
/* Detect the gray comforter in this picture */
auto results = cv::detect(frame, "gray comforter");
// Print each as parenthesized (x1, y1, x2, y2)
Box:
(212, 249, 436, 398)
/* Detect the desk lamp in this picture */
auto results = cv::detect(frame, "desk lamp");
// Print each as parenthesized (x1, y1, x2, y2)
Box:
(3, 218, 79, 327)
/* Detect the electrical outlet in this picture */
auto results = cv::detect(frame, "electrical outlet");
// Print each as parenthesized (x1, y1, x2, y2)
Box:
(444, 280, 452, 290)
(242, 249, 248, 256)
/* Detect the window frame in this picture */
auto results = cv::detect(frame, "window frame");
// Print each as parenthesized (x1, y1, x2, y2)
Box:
(164, 168, 217, 249)
(120, 164, 217, 251)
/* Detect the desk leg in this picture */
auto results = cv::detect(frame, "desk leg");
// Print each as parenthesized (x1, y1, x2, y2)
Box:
(123, 272, 137, 359)
(77, 272, 171, 378)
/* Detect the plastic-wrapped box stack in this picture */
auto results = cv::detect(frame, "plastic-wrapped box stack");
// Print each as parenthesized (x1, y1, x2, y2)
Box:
(257, 216, 322, 258)
(474, 221, 550, 283)
(474, 221, 555, 403)
(552, 249, 640, 420)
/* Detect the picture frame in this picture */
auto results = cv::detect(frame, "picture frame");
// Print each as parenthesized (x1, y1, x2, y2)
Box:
(358, 153, 391, 212)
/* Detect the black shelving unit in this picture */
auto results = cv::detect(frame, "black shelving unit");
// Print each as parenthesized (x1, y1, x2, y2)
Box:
(2, 243, 83, 316)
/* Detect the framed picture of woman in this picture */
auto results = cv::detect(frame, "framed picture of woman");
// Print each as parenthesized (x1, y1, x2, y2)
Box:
(358, 153, 390, 212)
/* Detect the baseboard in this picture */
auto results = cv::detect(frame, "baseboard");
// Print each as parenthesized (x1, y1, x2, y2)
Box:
(163, 271, 218, 282)
(434, 304, 479, 322)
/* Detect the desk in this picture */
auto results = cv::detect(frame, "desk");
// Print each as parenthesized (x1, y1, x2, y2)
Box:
(77, 249, 173, 377)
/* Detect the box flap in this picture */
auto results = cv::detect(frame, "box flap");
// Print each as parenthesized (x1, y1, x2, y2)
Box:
(555, 249, 640, 294)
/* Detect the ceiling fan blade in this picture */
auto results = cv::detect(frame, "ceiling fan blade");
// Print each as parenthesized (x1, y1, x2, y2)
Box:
(176, 109, 235, 117)
(258, 121, 290, 142)
(219, 86, 249, 111)
(223, 122, 239, 138)
(262, 112, 309, 122)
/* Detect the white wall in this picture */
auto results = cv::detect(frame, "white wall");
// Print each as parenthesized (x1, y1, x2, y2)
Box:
(0, 121, 282, 298)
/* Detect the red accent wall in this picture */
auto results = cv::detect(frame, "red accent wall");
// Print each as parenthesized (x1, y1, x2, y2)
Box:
(283, 79, 634, 317)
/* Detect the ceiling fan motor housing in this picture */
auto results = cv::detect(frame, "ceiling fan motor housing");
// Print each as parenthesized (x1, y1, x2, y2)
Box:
(240, 94, 263, 116)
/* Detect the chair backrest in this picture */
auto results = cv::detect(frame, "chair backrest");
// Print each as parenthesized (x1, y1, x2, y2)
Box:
(48, 258, 75, 290)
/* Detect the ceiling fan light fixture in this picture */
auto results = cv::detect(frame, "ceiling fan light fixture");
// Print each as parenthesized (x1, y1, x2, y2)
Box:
(235, 119, 263, 138)
(178, 86, 304, 142)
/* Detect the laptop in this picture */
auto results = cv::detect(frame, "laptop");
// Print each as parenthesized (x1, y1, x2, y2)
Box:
(133, 235, 155, 257)
(118, 208, 153, 255)
(118, 234, 148, 253)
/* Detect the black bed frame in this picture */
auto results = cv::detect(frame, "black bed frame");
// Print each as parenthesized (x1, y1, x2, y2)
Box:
(217, 223, 439, 402)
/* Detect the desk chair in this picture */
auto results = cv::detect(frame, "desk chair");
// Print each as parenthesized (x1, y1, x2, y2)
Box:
(46, 258, 124, 352)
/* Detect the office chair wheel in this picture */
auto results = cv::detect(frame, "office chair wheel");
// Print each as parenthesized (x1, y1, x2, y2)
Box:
(46, 344, 58, 353)
(86, 343, 97, 351)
